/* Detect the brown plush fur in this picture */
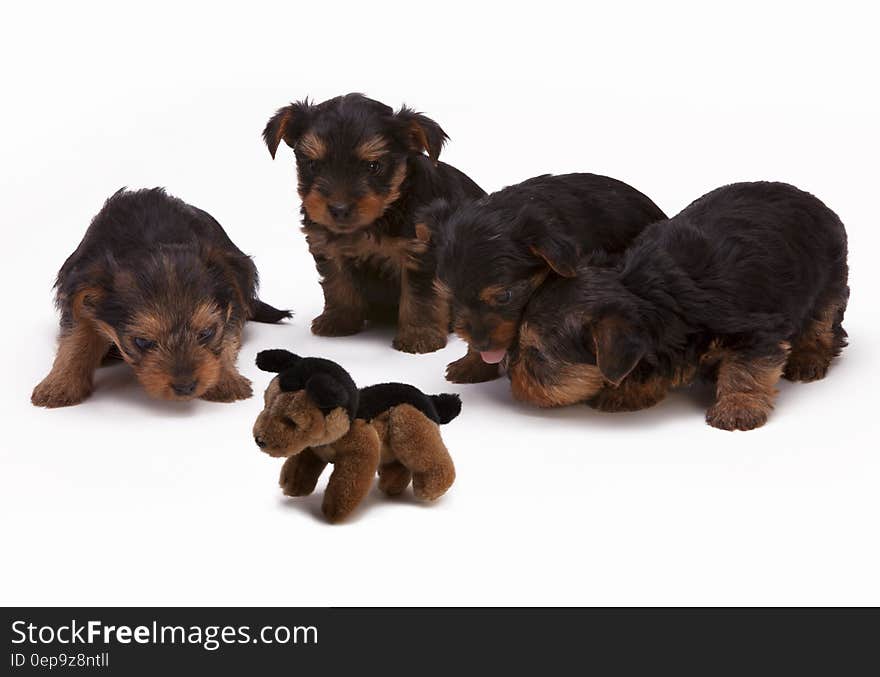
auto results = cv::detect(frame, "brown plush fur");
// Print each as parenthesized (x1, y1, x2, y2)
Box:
(254, 376, 456, 523)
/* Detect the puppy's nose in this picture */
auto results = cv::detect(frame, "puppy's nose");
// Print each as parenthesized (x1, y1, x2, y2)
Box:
(254, 436, 266, 449)
(171, 380, 198, 396)
(327, 202, 354, 220)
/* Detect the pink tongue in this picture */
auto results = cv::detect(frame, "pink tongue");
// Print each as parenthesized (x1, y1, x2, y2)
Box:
(480, 349, 507, 364)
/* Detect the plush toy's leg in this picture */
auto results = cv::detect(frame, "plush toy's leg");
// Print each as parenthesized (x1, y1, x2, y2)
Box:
(378, 461, 412, 496)
(388, 404, 455, 501)
(322, 420, 381, 523)
(279, 449, 327, 497)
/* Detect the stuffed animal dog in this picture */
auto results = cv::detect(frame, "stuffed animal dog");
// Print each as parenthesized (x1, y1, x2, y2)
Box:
(253, 350, 459, 522)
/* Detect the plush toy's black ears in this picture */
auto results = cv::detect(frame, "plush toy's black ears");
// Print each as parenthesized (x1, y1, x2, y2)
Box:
(305, 373, 351, 414)
(256, 349, 301, 373)
(591, 315, 647, 386)
(396, 106, 448, 164)
(263, 100, 312, 159)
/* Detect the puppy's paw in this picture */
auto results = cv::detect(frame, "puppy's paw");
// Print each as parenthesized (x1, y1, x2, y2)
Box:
(392, 327, 447, 354)
(783, 352, 831, 382)
(705, 395, 769, 431)
(311, 311, 363, 337)
(445, 354, 500, 383)
(201, 373, 252, 402)
(31, 375, 91, 408)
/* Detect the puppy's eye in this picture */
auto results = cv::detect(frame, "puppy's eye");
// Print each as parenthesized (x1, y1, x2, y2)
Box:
(495, 290, 513, 305)
(197, 327, 215, 343)
(367, 160, 382, 175)
(134, 337, 156, 351)
(282, 416, 298, 430)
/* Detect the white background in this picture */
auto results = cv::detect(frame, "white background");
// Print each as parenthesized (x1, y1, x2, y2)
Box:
(2, 1, 878, 605)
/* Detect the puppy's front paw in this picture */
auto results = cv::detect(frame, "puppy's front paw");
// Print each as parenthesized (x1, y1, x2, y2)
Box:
(201, 373, 252, 402)
(311, 311, 363, 337)
(706, 395, 769, 431)
(445, 354, 500, 383)
(31, 375, 91, 408)
(392, 327, 447, 354)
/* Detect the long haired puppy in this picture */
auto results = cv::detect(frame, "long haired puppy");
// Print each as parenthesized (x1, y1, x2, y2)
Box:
(423, 173, 666, 382)
(264, 93, 485, 353)
(509, 182, 849, 431)
(32, 188, 290, 407)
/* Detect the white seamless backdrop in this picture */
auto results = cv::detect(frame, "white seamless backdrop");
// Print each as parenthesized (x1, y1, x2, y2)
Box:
(1, 1, 878, 605)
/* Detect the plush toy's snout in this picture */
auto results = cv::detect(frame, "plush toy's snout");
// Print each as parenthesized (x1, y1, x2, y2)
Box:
(252, 378, 352, 458)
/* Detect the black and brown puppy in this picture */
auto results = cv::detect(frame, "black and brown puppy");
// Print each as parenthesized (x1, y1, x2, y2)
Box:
(253, 350, 459, 522)
(263, 93, 485, 354)
(424, 173, 666, 382)
(32, 188, 290, 408)
(509, 181, 849, 431)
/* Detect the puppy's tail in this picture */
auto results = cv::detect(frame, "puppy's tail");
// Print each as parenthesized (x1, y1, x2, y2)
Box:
(250, 299, 292, 324)
(430, 393, 462, 424)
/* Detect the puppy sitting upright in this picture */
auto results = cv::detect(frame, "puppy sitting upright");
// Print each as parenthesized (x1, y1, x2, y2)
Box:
(511, 182, 849, 430)
(263, 93, 485, 353)
(425, 173, 666, 382)
(32, 188, 290, 407)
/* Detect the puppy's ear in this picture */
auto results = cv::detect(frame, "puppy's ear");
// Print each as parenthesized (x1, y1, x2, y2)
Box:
(263, 100, 311, 159)
(396, 106, 448, 164)
(305, 373, 350, 414)
(591, 315, 647, 386)
(256, 349, 301, 373)
(515, 206, 579, 278)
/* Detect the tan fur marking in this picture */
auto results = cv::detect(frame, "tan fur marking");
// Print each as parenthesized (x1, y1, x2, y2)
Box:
(446, 346, 502, 384)
(784, 299, 845, 382)
(706, 344, 789, 431)
(509, 323, 605, 407)
(355, 135, 389, 161)
(394, 266, 448, 353)
(31, 319, 111, 408)
(298, 132, 327, 160)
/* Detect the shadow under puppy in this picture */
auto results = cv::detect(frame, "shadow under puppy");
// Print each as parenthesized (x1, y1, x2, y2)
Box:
(423, 173, 666, 383)
(32, 188, 290, 408)
(264, 93, 485, 353)
(253, 349, 459, 522)
(510, 181, 849, 431)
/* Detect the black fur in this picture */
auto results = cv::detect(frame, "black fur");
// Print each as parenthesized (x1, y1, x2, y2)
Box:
(264, 93, 484, 350)
(256, 350, 461, 424)
(55, 188, 289, 331)
(426, 173, 666, 353)
(256, 350, 359, 418)
(523, 181, 849, 391)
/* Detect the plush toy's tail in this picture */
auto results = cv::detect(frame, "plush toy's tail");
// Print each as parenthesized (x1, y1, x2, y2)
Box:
(250, 299, 292, 324)
(430, 394, 462, 424)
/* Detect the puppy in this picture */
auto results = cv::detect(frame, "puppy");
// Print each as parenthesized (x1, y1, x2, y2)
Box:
(253, 349, 459, 522)
(509, 181, 849, 430)
(263, 93, 485, 353)
(32, 188, 290, 407)
(424, 173, 666, 382)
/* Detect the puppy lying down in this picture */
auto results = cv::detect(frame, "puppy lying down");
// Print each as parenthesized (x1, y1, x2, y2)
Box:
(508, 181, 849, 431)
(32, 187, 289, 407)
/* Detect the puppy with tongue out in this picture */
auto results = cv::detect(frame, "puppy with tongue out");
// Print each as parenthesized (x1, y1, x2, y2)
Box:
(421, 173, 666, 385)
